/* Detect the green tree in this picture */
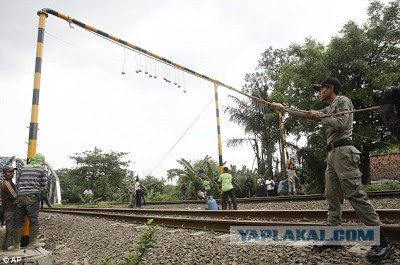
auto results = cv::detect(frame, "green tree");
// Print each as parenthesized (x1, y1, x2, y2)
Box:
(323, 0, 400, 183)
(264, 40, 329, 190)
(192, 155, 221, 197)
(175, 158, 203, 199)
(57, 167, 83, 203)
(225, 72, 280, 177)
(65, 147, 133, 201)
(227, 165, 256, 198)
(244, 0, 400, 185)
(223, 1, 399, 188)
(142, 175, 165, 197)
(166, 169, 179, 185)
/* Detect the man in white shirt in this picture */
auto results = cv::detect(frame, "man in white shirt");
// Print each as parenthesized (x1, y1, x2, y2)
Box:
(83, 188, 93, 203)
(265, 177, 275, 197)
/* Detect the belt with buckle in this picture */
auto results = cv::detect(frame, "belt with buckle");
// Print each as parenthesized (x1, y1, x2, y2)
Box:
(326, 139, 353, 152)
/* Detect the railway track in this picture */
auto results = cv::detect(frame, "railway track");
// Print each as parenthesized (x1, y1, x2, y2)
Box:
(41, 208, 400, 243)
(42, 208, 400, 222)
(126, 190, 400, 205)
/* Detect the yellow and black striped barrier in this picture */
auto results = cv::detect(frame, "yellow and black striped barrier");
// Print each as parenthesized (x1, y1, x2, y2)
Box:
(37, 8, 273, 106)
(31, 8, 261, 173)
(214, 84, 224, 174)
(22, 10, 48, 247)
(279, 111, 291, 167)
(27, 11, 47, 159)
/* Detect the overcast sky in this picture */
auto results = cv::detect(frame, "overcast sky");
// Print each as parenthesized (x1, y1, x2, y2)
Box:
(0, 0, 387, 179)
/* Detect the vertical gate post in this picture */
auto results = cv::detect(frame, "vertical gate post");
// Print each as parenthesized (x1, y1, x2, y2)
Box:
(214, 83, 223, 175)
(27, 10, 48, 159)
(22, 10, 49, 248)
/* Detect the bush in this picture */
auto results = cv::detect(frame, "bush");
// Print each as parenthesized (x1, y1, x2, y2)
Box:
(147, 192, 179, 202)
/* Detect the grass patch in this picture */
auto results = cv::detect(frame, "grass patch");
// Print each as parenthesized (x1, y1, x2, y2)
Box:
(364, 182, 400, 192)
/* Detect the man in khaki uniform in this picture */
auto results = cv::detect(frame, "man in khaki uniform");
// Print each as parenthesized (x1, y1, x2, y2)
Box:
(272, 77, 394, 262)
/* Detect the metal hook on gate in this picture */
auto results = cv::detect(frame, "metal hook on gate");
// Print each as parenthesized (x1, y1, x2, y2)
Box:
(67, 16, 74, 28)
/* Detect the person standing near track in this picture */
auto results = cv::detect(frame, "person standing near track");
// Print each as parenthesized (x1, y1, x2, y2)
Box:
(203, 179, 211, 198)
(139, 181, 146, 206)
(1, 166, 17, 250)
(134, 177, 143, 208)
(256, 175, 266, 197)
(287, 164, 299, 195)
(40, 187, 51, 209)
(273, 177, 279, 196)
(272, 77, 394, 262)
(245, 175, 254, 198)
(180, 183, 187, 201)
(218, 167, 237, 210)
(277, 179, 287, 196)
(9, 153, 47, 250)
(83, 188, 93, 204)
(128, 181, 135, 208)
(265, 176, 275, 197)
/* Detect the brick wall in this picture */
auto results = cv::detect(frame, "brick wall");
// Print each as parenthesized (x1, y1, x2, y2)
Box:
(370, 153, 400, 181)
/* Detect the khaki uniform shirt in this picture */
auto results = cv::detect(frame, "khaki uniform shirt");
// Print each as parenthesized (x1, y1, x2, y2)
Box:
(319, 96, 354, 144)
(286, 95, 354, 144)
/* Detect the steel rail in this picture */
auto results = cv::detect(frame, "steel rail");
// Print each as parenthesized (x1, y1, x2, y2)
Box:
(133, 190, 400, 205)
(41, 208, 400, 242)
(42, 208, 400, 223)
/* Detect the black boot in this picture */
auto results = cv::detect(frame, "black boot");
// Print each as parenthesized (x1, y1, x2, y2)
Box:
(366, 244, 394, 262)
(366, 230, 395, 262)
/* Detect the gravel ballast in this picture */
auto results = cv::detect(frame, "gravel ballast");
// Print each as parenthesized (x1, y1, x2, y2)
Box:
(39, 198, 400, 265)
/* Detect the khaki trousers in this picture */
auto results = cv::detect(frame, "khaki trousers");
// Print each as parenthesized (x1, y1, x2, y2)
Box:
(325, 146, 381, 226)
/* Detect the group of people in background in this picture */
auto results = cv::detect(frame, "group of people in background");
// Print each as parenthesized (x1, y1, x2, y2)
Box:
(82, 176, 147, 209)
(179, 167, 238, 210)
(248, 164, 304, 198)
(178, 164, 305, 205)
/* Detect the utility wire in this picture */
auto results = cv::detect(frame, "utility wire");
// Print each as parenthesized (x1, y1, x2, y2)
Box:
(150, 97, 214, 175)
(353, 133, 400, 147)
(84, 24, 382, 118)
(45, 31, 120, 62)
(47, 10, 383, 121)
(46, 30, 213, 96)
